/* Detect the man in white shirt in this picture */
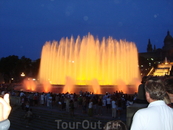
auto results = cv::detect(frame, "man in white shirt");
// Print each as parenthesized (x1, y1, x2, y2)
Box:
(131, 79, 173, 130)
(106, 96, 111, 112)
(111, 98, 117, 118)
(40, 93, 45, 105)
(88, 99, 93, 117)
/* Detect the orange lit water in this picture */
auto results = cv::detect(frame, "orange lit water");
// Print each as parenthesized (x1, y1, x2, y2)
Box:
(38, 34, 141, 94)
(21, 78, 52, 93)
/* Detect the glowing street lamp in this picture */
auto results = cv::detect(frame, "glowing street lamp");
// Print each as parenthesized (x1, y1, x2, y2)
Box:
(21, 72, 25, 77)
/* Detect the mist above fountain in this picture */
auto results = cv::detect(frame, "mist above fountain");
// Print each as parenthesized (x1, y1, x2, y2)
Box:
(39, 33, 140, 94)
(20, 78, 52, 93)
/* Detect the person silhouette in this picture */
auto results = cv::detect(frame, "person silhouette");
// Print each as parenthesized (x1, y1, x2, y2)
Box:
(131, 79, 173, 130)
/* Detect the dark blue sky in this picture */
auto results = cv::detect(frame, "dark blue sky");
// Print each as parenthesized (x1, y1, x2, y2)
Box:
(0, 0, 173, 60)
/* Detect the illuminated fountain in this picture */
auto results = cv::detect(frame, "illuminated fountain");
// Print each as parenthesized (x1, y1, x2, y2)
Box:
(20, 78, 52, 93)
(39, 33, 140, 94)
(22, 78, 37, 91)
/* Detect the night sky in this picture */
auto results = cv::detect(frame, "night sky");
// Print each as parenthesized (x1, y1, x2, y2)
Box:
(0, 0, 173, 60)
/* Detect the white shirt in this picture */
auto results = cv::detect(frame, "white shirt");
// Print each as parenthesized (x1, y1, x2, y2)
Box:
(49, 96, 52, 102)
(112, 100, 116, 108)
(20, 92, 25, 97)
(40, 94, 44, 100)
(106, 98, 111, 104)
(88, 102, 93, 108)
(131, 100, 173, 130)
(70, 94, 74, 100)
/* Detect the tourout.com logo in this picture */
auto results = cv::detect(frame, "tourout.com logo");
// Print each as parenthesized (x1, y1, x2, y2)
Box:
(55, 119, 103, 129)
(55, 119, 127, 130)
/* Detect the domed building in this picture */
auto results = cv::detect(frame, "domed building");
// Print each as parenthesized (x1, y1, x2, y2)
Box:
(140, 31, 173, 61)
(162, 31, 173, 60)
(139, 31, 173, 76)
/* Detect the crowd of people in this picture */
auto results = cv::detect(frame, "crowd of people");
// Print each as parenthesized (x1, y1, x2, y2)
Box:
(11, 89, 131, 118)
(0, 75, 173, 130)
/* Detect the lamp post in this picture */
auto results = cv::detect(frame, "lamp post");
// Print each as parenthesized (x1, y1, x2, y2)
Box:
(20, 72, 25, 82)
(21, 72, 25, 77)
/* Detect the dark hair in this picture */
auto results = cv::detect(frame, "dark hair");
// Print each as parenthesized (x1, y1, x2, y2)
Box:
(145, 79, 166, 100)
(164, 78, 173, 94)
(104, 120, 127, 130)
(141, 76, 148, 84)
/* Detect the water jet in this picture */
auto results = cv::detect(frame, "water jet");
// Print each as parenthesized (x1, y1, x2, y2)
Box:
(38, 33, 140, 94)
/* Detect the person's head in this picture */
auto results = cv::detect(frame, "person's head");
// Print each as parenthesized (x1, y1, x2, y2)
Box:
(164, 77, 173, 94)
(104, 120, 127, 130)
(145, 79, 166, 103)
(141, 76, 148, 84)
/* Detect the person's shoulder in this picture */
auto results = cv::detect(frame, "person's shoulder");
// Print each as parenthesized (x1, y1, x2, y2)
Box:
(134, 107, 150, 116)
(138, 83, 144, 87)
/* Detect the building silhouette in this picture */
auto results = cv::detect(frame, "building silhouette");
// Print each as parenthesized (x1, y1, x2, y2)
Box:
(139, 31, 173, 76)
(140, 31, 173, 62)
